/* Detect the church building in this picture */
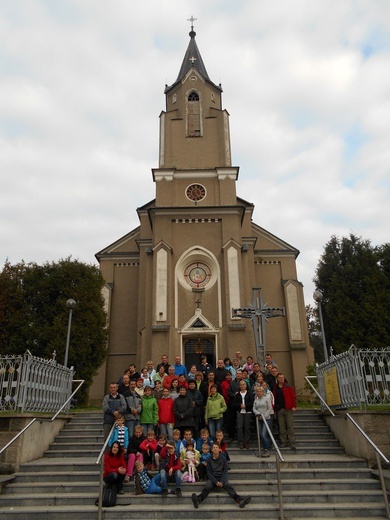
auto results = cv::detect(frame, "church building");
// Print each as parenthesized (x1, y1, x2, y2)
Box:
(90, 24, 313, 399)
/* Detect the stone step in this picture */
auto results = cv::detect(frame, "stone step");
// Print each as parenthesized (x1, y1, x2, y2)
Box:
(2, 411, 387, 520)
(43, 449, 101, 458)
(56, 430, 104, 437)
(4, 477, 383, 494)
(0, 501, 387, 520)
(47, 442, 103, 451)
(0, 488, 385, 507)
(13, 465, 374, 483)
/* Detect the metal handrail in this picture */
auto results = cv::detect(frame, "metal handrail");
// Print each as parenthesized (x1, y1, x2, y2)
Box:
(305, 375, 390, 519)
(0, 379, 84, 457)
(255, 413, 285, 520)
(95, 423, 116, 520)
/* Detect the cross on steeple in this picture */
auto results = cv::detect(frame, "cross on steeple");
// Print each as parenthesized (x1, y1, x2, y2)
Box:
(187, 15, 197, 31)
(189, 56, 197, 64)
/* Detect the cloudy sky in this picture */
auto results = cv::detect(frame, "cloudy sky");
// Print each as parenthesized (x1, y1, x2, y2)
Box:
(1, 0, 389, 305)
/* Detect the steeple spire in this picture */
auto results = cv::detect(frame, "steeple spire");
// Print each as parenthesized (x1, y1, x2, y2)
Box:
(165, 16, 222, 93)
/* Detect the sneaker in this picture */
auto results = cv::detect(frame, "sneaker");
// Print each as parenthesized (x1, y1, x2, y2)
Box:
(117, 489, 125, 495)
(176, 488, 182, 497)
(192, 493, 199, 509)
(162, 488, 168, 498)
(238, 496, 251, 508)
(124, 476, 130, 484)
(263, 449, 270, 457)
(243, 442, 250, 449)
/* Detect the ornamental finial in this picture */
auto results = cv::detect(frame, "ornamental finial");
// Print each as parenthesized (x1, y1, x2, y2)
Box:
(187, 15, 197, 31)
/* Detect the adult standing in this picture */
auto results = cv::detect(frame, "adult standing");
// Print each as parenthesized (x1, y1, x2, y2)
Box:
(234, 380, 253, 449)
(213, 359, 229, 385)
(197, 355, 213, 380)
(122, 379, 142, 438)
(156, 354, 170, 374)
(187, 379, 204, 439)
(173, 386, 195, 437)
(199, 371, 221, 405)
(118, 373, 131, 395)
(163, 366, 177, 389)
(266, 366, 281, 392)
(144, 360, 156, 388)
(227, 369, 243, 440)
(253, 386, 273, 457)
(153, 365, 167, 385)
(205, 385, 227, 440)
(174, 355, 187, 377)
(128, 364, 140, 381)
(235, 351, 244, 368)
(103, 382, 126, 440)
(273, 373, 296, 449)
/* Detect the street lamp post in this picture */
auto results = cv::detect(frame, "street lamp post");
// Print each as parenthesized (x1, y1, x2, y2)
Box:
(313, 290, 328, 363)
(64, 299, 76, 367)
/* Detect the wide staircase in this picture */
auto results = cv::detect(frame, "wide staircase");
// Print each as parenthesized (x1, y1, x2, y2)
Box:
(0, 410, 388, 519)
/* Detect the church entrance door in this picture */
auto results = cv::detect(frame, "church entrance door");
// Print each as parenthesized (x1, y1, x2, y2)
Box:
(184, 337, 215, 371)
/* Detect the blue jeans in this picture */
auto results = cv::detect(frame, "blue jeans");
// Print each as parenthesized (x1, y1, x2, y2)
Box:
(160, 468, 182, 489)
(147, 473, 163, 494)
(125, 419, 139, 439)
(207, 417, 222, 440)
(142, 423, 155, 436)
(260, 418, 271, 450)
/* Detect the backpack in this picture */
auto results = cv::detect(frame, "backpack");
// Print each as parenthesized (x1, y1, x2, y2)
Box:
(95, 486, 117, 507)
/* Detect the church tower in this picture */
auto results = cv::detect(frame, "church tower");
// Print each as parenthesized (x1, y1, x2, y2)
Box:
(92, 22, 313, 399)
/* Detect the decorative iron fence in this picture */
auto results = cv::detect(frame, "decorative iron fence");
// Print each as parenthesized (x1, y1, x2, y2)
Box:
(0, 351, 74, 413)
(316, 345, 390, 409)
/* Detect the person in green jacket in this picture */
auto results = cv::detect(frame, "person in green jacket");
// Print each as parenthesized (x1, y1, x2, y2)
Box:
(205, 385, 227, 440)
(140, 386, 158, 435)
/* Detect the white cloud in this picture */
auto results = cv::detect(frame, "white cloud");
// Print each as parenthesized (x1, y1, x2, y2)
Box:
(1, 0, 389, 306)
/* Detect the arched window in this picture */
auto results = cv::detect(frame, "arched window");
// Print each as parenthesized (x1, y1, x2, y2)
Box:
(187, 91, 201, 136)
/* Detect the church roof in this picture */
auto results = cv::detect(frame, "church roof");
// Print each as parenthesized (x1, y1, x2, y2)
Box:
(165, 27, 222, 93)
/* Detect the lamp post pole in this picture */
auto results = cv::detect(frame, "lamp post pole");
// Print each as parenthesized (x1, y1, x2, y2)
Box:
(313, 290, 328, 363)
(64, 299, 76, 367)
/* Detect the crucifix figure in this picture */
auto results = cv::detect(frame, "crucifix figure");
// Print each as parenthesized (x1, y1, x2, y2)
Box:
(232, 287, 285, 368)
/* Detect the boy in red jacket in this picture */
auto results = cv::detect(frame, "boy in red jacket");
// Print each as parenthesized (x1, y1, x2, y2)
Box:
(159, 442, 183, 497)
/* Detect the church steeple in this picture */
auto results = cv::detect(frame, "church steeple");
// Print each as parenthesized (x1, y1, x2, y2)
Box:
(158, 17, 231, 170)
(165, 16, 222, 94)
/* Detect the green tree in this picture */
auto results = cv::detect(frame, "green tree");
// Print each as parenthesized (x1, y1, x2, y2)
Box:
(0, 259, 108, 402)
(305, 304, 325, 363)
(313, 234, 390, 354)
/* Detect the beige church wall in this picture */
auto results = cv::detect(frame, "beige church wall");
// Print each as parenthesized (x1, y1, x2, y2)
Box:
(163, 118, 226, 170)
(105, 264, 139, 384)
(218, 177, 239, 205)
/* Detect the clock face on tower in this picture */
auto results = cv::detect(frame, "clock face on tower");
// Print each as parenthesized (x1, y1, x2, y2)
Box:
(186, 183, 206, 202)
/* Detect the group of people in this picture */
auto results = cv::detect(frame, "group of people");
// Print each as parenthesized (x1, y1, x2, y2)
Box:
(102, 351, 296, 508)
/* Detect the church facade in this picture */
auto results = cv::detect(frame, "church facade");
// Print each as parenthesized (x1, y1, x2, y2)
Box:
(90, 27, 313, 400)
